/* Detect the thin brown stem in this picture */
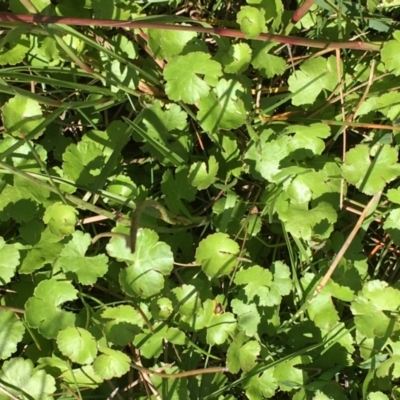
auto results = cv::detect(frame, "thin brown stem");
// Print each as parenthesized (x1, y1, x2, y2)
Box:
(292, 0, 317, 23)
(0, 12, 381, 52)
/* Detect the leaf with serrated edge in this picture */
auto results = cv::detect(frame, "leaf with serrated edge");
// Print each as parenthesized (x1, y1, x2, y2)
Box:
(231, 299, 260, 337)
(93, 348, 130, 380)
(55, 231, 108, 285)
(0, 358, 56, 399)
(342, 144, 400, 195)
(164, 52, 222, 104)
(197, 78, 247, 133)
(2, 95, 45, 138)
(57, 327, 97, 365)
(115, 228, 173, 298)
(188, 156, 219, 190)
(25, 279, 77, 339)
(195, 233, 240, 278)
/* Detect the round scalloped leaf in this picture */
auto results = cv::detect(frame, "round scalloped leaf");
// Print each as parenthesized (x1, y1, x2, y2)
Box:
(237, 6, 266, 39)
(288, 56, 340, 106)
(0, 237, 20, 284)
(55, 231, 108, 285)
(206, 312, 237, 345)
(342, 144, 400, 195)
(62, 141, 104, 185)
(188, 156, 219, 190)
(0, 310, 25, 360)
(0, 357, 56, 400)
(25, 279, 78, 339)
(93, 348, 130, 380)
(2, 95, 45, 138)
(244, 369, 278, 399)
(231, 299, 260, 337)
(106, 174, 139, 206)
(117, 228, 173, 298)
(0, 37, 29, 66)
(43, 202, 78, 237)
(227, 339, 261, 373)
(57, 327, 97, 365)
(148, 29, 202, 60)
(197, 78, 247, 133)
(164, 52, 222, 104)
(251, 43, 286, 78)
(220, 42, 252, 74)
(195, 233, 240, 278)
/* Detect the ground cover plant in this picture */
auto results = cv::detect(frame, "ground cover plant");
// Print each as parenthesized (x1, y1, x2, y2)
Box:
(1, 0, 400, 399)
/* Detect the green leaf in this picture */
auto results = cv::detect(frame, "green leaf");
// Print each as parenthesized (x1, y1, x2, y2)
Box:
(101, 304, 146, 327)
(234, 265, 273, 303)
(197, 78, 248, 133)
(243, 369, 278, 400)
(285, 123, 331, 156)
(227, 338, 260, 373)
(0, 358, 56, 400)
(0, 238, 19, 284)
(231, 299, 260, 337)
(19, 227, 63, 274)
(206, 312, 237, 345)
(188, 156, 219, 190)
(136, 101, 191, 165)
(55, 231, 108, 285)
(342, 144, 400, 195)
(237, 6, 266, 38)
(251, 43, 286, 78)
(148, 29, 205, 60)
(195, 233, 240, 278)
(0, 35, 29, 66)
(164, 52, 222, 104)
(277, 202, 337, 242)
(61, 364, 103, 388)
(25, 279, 77, 339)
(105, 59, 138, 92)
(218, 42, 252, 74)
(288, 56, 341, 106)
(43, 202, 78, 237)
(134, 324, 186, 358)
(0, 310, 25, 360)
(62, 141, 105, 185)
(274, 355, 311, 392)
(2, 95, 45, 139)
(351, 280, 400, 338)
(57, 327, 97, 365)
(368, 393, 390, 400)
(387, 188, 400, 204)
(111, 228, 174, 298)
(384, 208, 400, 246)
(172, 284, 202, 316)
(93, 347, 130, 379)
(246, 135, 291, 182)
(382, 31, 400, 76)
(162, 167, 197, 214)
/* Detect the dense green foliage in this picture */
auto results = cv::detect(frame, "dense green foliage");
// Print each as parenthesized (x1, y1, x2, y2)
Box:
(1, 0, 400, 399)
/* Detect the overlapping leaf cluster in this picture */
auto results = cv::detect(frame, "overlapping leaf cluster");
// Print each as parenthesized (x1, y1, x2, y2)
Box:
(1, 0, 400, 399)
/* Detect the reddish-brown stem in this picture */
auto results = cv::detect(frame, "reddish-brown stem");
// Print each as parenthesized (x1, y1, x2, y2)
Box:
(292, 0, 317, 23)
(0, 12, 381, 52)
